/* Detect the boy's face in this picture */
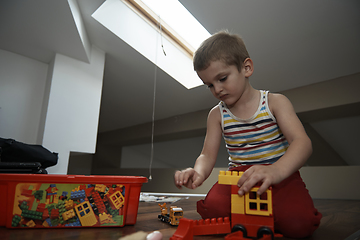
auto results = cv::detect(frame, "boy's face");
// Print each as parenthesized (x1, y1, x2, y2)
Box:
(197, 59, 252, 108)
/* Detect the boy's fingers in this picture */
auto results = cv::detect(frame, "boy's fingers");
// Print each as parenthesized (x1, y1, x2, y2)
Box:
(174, 170, 187, 188)
(238, 172, 263, 195)
(257, 179, 271, 195)
(237, 167, 254, 187)
(192, 176, 202, 189)
(174, 170, 181, 185)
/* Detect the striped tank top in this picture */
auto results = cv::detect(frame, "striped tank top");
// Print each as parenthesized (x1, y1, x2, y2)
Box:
(219, 90, 289, 168)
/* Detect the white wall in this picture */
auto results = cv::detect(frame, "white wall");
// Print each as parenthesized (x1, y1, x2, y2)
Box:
(0, 49, 48, 144)
(0, 47, 105, 174)
(43, 46, 105, 174)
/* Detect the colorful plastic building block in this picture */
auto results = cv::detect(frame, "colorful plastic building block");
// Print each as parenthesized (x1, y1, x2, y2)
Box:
(11, 215, 22, 227)
(45, 184, 58, 204)
(21, 209, 43, 220)
(74, 201, 97, 226)
(70, 189, 86, 201)
(107, 190, 125, 210)
(62, 209, 76, 221)
(171, 171, 279, 240)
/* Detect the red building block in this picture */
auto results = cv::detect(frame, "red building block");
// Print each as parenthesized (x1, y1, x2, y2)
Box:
(170, 218, 194, 240)
(193, 217, 231, 236)
(91, 191, 106, 214)
(50, 209, 59, 219)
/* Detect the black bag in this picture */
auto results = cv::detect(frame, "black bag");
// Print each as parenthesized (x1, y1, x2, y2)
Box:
(0, 137, 58, 169)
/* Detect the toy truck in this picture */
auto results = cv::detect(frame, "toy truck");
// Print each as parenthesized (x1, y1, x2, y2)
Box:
(158, 203, 183, 226)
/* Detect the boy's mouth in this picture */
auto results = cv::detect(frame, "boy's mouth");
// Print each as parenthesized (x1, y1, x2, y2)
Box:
(219, 94, 228, 100)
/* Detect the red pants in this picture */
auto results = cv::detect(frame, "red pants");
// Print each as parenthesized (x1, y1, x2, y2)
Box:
(197, 166, 322, 238)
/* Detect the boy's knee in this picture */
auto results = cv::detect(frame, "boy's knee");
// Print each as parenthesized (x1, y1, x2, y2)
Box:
(276, 209, 322, 238)
(197, 198, 230, 219)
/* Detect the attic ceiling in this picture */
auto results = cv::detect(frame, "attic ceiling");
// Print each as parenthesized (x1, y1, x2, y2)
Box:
(0, 0, 359, 166)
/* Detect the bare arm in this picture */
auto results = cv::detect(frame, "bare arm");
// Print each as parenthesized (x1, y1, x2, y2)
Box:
(174, 106, 223, 189)
(237, 93, 312, 195)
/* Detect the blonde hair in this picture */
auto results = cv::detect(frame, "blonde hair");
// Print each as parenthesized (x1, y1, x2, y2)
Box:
(193, 30, 250, 72)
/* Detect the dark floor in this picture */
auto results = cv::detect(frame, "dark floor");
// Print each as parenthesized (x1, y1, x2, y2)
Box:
(1, 197, 359, 240)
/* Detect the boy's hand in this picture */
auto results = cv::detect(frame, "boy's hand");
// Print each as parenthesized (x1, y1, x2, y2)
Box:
(174, 168, 204, 190)
(237, 165, 283, 196)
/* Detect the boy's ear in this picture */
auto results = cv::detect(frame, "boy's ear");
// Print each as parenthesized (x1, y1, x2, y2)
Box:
(244, 58, 254, 77)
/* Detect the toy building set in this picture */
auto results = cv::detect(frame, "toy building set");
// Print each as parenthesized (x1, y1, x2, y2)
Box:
(170, 170, 282, 240)
(0, 174, 147, 228)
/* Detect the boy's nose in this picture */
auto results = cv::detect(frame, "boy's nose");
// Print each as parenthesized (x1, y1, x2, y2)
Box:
(214, 85, 223, 94)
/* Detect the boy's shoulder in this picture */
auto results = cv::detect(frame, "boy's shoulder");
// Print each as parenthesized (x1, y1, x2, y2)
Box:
(268, 92, 290, 103)
(207, 104, 221, 121)
(268, 92, 294, 114)
(209, 104, 220, 114)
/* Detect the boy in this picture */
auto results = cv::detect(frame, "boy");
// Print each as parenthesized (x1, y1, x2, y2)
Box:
(174, 31, 321, 238)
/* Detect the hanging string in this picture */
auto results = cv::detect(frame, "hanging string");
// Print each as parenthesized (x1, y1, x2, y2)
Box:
(149, 17, 166, 181)
(160, 22, 166, 56)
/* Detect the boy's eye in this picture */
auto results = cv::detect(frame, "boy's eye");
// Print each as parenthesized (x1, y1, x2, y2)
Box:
(219, 76, 227, 82)
(207, 84, 213, 89)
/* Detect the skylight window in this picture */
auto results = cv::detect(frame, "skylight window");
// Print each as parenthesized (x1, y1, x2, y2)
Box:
(92, 0, 210, 89)
(131, 0, 211, 57)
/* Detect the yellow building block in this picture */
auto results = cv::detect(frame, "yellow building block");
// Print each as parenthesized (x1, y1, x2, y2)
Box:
(62, 209, 75, 221)
(26, 220, 36, 227)
(231, 194, 245, 214)
(218, 171, 243, 185)
(245, 187, 273, 216)
(95, 184, 107, 193)
(75, 201, 98, 226)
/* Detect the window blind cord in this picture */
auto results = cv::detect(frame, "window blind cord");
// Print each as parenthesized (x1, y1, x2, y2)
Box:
(149, 17, 166, 181)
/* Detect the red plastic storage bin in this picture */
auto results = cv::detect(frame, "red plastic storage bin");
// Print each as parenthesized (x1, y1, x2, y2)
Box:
(0, 174, 147, 228)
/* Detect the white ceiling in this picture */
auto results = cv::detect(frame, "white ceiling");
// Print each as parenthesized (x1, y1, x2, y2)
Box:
(1, 0, 359, 134)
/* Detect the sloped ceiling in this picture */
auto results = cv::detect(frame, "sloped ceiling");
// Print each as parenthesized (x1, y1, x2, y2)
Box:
(0, 0, 359, 165)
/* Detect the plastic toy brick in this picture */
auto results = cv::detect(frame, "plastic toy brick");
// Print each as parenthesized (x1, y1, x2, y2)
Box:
(245, 187, 273, 216)
(59, 191, 68, 200)
(99, 212, 116, 224)
(70, 189, 86, 200)
(64, 199, 74, 210)
(19, 201, 29, 210)
(91, 191, 107, 214)
(62, 209, 76, 221)
(42, 208, 50, 220)
(75, 201, 97, 227)
(218, 170, 243, 185)
(50, 208, 59, 219)
(95, 184, 107, 193)
(170, 217, 231, 239)
(193, 217, 231, 235)
(21, 209, 43, 220)
(21, 189, 33, 197)
(34, 190, 44, 201)
(11, 215, 21, 227)
(43, 218, 52, 227)
(26, 220, 36, 227)
(107, 190, 125, 209)
(170, 218, 194, 240)
(170, 170, 279, 240)
(42, 219, 50, 227)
